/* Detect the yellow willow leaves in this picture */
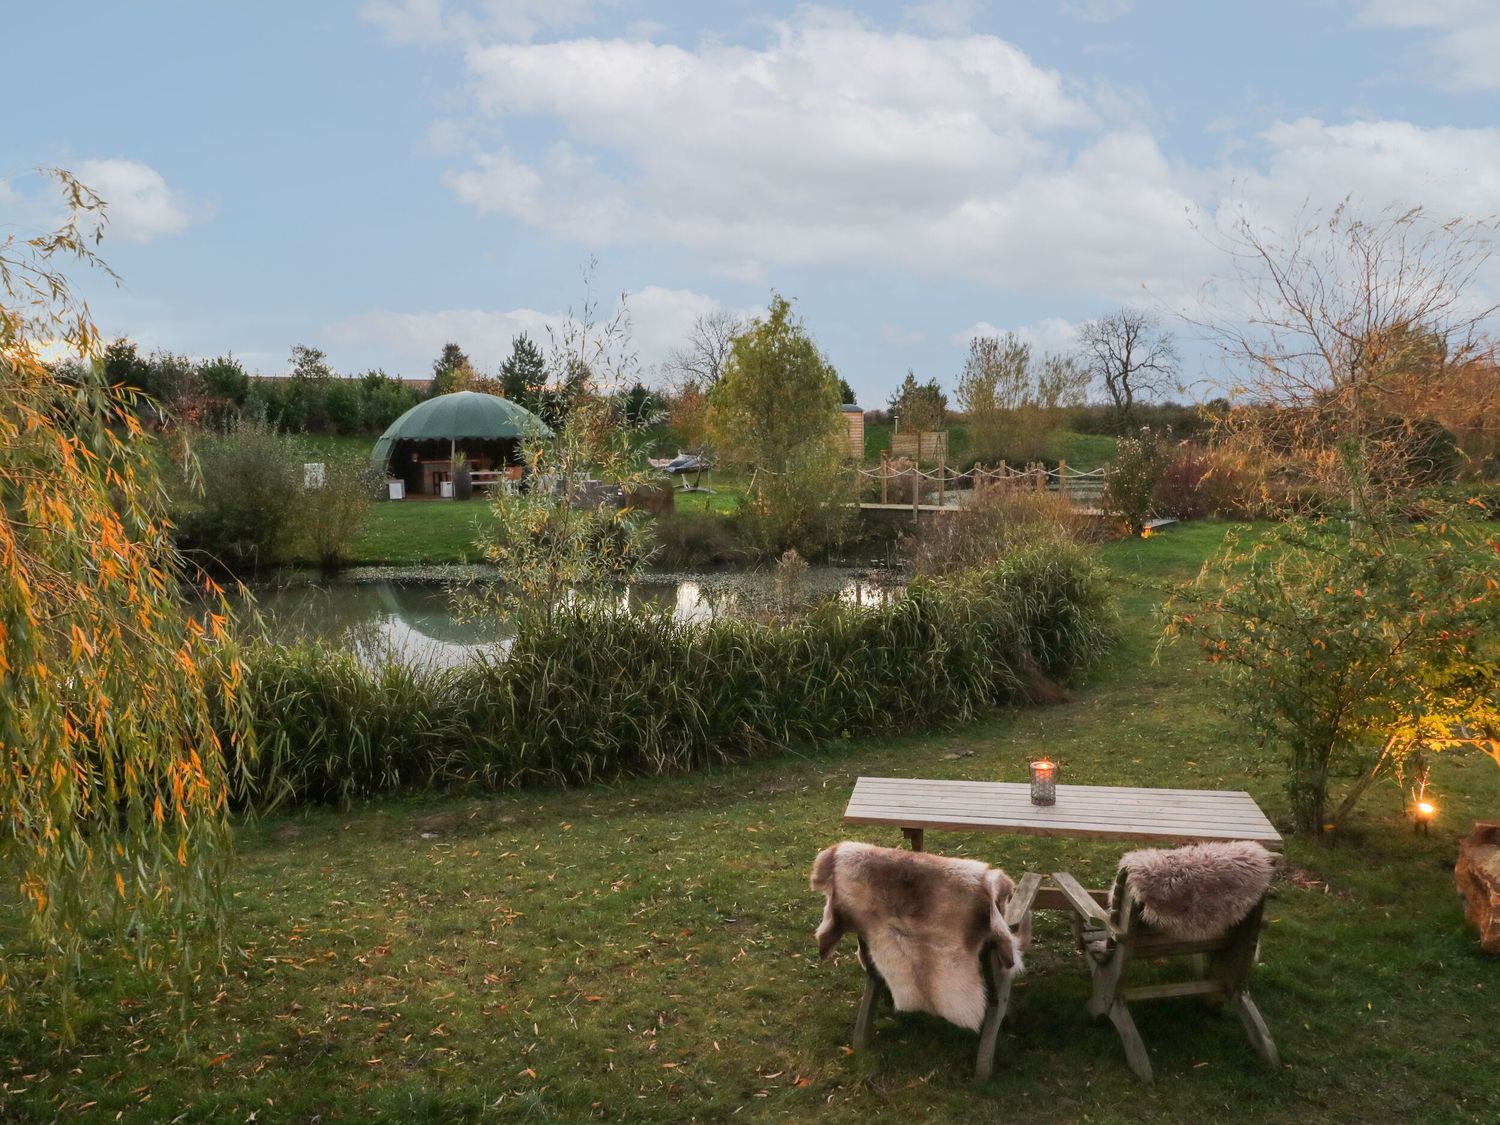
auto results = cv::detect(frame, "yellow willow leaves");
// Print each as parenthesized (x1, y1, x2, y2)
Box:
(3, 170, 254, 1025)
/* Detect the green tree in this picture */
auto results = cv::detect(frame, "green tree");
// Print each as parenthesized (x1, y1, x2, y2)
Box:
(707, 296, 852, 554)
(500, 333, 547, 411)
(2, 169, 252, 1017)
(431, 341, 474, 396)
(358, 369, 420, 430)
(284, 343, 335, 431)
(196, 354, 250, 429)
(321, 376, 364, 435)
(887, 370, 946, 432)
(470, 300, 656, 629)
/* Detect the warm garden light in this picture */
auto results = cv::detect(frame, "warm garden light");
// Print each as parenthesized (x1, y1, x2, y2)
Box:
(1413, 793, 1438, 834)
(1030, 759, 1058, 806)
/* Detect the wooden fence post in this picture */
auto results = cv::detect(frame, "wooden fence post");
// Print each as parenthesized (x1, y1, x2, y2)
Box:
(1058, 458, 1068, 500)
(881, 451, 889, 505)
(938, 454, 946, 508)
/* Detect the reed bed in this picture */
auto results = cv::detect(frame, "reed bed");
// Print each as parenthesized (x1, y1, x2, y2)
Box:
(229, 545, 1112, 807)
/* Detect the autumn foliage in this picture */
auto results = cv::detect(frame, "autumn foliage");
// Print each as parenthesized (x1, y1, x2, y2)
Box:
(1, 170, 252, 1017)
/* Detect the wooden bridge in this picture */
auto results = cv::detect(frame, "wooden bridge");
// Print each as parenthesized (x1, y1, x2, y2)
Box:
(858, 459, 1108, 517)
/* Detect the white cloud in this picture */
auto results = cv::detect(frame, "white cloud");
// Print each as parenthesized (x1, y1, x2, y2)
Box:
(1235, 118, 1500, 227)
(956, 316, 1081, 354)
(443, 12, 1208, 290)
(73, 158, 206, 244)
(1357, 0, 1500, 91)
(383, 9, 1500, 306)
(324, 285, 727, 379)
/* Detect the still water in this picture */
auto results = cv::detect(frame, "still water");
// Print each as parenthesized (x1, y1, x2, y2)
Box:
(229, 568, 897, 666)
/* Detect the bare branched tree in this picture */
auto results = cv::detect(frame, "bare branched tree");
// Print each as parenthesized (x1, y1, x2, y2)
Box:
(1200, 203, 1500, 514)
(659, 309, 745, 393)
(1077, 308, 1178, 429)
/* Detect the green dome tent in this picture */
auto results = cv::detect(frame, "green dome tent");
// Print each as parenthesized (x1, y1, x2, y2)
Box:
(371, 391, 550, 495)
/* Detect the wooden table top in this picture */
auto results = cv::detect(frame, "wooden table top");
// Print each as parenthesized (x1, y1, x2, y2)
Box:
(844, 776, 1284, 848)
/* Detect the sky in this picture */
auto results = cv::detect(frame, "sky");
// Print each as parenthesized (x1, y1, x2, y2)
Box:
(6, 0, 1500, 404)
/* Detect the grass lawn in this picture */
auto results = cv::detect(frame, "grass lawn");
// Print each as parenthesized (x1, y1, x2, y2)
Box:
(6, 522, 1498, 1122)
(343, 500, 494, 566)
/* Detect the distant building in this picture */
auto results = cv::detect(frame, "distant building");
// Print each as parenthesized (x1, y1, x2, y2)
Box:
(841, 404, 865, 459)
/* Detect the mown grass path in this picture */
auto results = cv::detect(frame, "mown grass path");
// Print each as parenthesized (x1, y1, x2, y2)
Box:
(5, 523, 1498, 1122)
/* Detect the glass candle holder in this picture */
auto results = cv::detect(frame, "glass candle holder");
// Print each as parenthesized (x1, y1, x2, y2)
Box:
(1029, 759, 1057, 806)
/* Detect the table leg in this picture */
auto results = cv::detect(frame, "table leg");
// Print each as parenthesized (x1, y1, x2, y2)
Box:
(901, 827, 924, 852)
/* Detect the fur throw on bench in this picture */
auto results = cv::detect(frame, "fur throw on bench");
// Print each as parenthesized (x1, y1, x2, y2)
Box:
(1115, 841, 1275, 941)
(810, 841, 1023, 1032)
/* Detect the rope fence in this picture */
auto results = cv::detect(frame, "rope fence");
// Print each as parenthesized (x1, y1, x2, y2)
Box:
(857, 457, 1108, 510)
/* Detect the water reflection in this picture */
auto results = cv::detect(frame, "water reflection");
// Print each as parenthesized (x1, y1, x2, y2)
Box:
(227, 569, 900, 667)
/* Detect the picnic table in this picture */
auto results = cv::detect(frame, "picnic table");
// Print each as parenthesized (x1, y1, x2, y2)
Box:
(839, 775, 1286, 1078)
(845, 775, 1282, 911)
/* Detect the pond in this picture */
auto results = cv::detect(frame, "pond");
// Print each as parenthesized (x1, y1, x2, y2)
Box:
(226, 567, 900, 666)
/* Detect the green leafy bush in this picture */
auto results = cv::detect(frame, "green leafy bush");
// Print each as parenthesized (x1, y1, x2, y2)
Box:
(300, 450, 380, 571)
(1164, 514, 1500, 835)
(1104, 427, 1170, 533)
(171, 416, 306, 573)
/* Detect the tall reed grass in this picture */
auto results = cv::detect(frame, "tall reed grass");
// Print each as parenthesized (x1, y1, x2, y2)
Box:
(228, 545, 1112, 808)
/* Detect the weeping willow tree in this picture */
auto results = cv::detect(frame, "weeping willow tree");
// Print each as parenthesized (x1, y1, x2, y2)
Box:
(1, 170, 252, 1019)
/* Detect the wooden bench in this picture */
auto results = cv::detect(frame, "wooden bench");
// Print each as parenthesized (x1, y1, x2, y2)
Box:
(1052, 868, 1279, 1082)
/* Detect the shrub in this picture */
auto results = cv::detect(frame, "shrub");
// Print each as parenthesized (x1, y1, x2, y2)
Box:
(1104, 428, 1170, 533)
(1164, 513, 1500, 836)
(227, 546, 1113, 807)
(299, 450, 380, 570)
(901, 485, 1089, 577)
(171, 416, 306, 573)
(734, 443, 856, 559)
(1153, 450, 1214, 519)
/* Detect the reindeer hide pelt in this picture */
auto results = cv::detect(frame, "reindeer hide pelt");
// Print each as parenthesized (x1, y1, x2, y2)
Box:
(810, 841, 1022, 1032)
(1116, 841, 1275, 941)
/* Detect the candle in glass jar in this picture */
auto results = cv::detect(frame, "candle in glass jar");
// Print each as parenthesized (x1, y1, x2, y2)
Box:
(1029, 759, 1057, 805)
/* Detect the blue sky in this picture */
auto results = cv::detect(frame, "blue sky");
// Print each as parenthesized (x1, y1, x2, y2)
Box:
(6, 0, 1499, 404)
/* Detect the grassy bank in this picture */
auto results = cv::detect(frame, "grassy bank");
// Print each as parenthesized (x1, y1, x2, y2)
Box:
(4, 522, 1497, 1122)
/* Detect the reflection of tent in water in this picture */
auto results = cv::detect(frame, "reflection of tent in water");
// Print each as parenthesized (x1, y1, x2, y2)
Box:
(374, 584, 506, 648)
(370, 391, 550, 497)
